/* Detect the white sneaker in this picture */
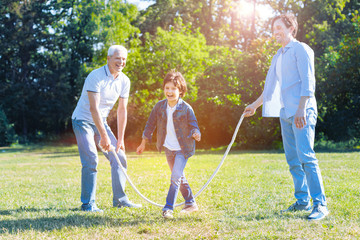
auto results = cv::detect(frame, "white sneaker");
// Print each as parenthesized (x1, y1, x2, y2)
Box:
(162, 210, 174, 219)
(308, 205, 329, 220)
(180, 204, 199, 214)
(281, 202, 312, 213)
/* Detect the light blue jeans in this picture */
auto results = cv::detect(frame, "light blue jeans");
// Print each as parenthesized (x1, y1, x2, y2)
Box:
(163, 148, 195, 211)
(72, 119, 130, 207)
(280, 108, 327, 206)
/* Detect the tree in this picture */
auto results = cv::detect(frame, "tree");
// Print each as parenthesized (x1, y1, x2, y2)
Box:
(194, 37, 281, 149)
(0, 107, 17, 146)
(0, 0, 140, 142)
(136, 0, 264, 49)
(316, 12, 360, 141)
(0, 0, 73, 142)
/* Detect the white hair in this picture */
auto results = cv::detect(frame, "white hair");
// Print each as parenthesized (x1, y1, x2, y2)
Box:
(107, 45, 127, 57)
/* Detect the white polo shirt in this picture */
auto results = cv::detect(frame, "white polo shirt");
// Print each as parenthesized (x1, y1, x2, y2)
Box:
(72, 64, 130, 123)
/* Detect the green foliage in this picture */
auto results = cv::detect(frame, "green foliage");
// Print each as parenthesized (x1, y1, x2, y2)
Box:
(0, 0, 140, 143)
(297, 0, 351, 54)
(315, 133, 360, 151)
(0, 0, 72, 142)
(1, 0, 359, 149)
(91, 1, 141, 68)
(316, 12, 360, 141)
(0, 108, 17, 146)
(136, 0, 259, 49)
(194, 38, 281, 149)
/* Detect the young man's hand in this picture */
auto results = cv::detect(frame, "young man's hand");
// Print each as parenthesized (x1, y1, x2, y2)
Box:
(243, 104, 257, 117)
(294, 107, 307, 129)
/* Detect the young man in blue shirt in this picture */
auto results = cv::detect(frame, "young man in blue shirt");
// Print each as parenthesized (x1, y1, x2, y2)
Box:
(244, 14, 328, 220)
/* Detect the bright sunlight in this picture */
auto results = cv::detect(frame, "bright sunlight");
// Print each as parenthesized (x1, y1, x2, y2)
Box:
(234, 0, 274, 20)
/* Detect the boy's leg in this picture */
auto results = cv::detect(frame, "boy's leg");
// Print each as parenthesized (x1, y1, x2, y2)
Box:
(163, 149, 189, 211)
(280, 109, 310, 206)
(179, 171, 195, 206)
(72, 119, 99, 208)
(293, 109, 326, 206)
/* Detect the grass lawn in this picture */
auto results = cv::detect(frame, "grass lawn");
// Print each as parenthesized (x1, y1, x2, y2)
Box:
(0, 144, 359, 239)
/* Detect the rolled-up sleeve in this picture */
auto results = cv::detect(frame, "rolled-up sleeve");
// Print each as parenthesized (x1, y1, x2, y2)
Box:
(295, 44, 316, 97)
(187, 107, 201, 137)
(142, 104, 158, 142)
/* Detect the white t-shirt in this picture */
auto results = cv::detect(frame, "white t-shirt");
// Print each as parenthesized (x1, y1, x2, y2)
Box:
(72, 65, 130, 122)
(276, 50, 284, 108)
(163, 104, 181, 151)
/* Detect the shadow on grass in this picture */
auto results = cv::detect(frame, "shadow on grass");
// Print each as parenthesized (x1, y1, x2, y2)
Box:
(0, 215, 146, 234)
(195, 149, 285, 156)
(0, 207, 80, 215)
(39, 153, 80, 159)
(0, 207, 204, 234)
(0, 147, 29, 153)
(234, 211, 309, 221)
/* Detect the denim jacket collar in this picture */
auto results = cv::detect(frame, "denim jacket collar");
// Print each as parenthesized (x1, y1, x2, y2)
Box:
(160, 98, 185, 112)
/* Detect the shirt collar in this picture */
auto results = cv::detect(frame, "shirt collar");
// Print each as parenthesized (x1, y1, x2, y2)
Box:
(104, 64, 121, 80)
(284, 38, 297, 49)
(104, 64, 110, 77)
(167, 103, 177, 110)
(277, 39, 297, 55)
(163, 98, 184, 110)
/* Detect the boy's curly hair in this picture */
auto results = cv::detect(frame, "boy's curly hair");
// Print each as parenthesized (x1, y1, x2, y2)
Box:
(163, 69, 188, 98)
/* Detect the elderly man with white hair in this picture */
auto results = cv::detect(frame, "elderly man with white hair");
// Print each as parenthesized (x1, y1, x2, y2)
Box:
(72, 45, 141, 212)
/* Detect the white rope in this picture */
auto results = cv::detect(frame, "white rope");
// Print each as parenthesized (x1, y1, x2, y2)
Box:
(110, 113, 245, 208)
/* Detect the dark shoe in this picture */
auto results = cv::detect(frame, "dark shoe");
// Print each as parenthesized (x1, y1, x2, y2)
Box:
(281, 202, 312, 213)
(116, 202, 142, 208)
(81, 204, 103, 213)
(307, 205, 329, 220)
(162, 210, 174, 219)
(180, 204, 199, 214)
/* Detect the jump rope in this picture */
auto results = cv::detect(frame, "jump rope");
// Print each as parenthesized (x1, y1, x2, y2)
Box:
(109, 113, 246, 207)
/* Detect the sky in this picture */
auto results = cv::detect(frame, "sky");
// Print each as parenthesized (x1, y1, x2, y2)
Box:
(126, 0, 155, 10)
(126, 0, 274, 21)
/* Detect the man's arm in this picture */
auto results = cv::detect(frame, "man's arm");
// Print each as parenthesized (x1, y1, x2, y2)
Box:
(88, 91, 112, 151)
(116, 97, 128, 152)
(294, 96, 309, 129)
(294, 44, 313, 129)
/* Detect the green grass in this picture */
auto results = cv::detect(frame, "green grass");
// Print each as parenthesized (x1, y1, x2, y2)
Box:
(0, 145, 359, 239)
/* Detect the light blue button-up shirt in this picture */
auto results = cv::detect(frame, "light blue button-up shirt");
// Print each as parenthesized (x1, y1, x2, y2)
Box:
(262, 39, 317, 118)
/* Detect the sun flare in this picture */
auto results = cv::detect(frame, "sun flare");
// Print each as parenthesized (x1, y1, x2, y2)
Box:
(234, 0, 274, 20)
(235, 0, 254, 18)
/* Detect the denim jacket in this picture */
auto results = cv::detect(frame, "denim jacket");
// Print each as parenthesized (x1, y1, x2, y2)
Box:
(262, 39, 317, 118)
(142, 98, 201, 159)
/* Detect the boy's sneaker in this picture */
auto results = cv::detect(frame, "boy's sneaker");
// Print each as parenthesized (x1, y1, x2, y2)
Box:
(162, 210, 174, 219)
(307, 205, 329, 220)
(281, 202, 312, 213)
(81, 204, 103, 213)
(115, 202, 142, 208)
(180, 204, 199, 214)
